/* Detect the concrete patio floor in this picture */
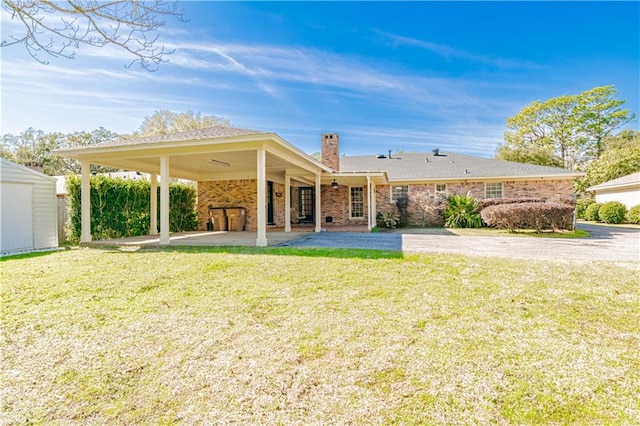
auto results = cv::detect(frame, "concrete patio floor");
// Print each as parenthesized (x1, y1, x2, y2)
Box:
(86, 230, 309, 247)
(85, 225, 370, 248)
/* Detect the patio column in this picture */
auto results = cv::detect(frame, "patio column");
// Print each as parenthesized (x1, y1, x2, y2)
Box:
(367, 175, 372, 231)
(284, 174, 291, 232)
(256, 148, 268, 246)
(159, 156, 170, 245)
(80, 161, 91, 243)
(315, 173, 321, 232)
(150, 174, 158, 235)
(371, 182, 377, 229)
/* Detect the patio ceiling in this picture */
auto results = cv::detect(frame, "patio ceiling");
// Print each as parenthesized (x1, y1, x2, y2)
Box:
(56, 132, 331, 182)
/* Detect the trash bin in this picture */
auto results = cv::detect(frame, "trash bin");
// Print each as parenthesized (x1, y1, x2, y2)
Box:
(208, 207, 227, 231)
(225, 207, 246, 231)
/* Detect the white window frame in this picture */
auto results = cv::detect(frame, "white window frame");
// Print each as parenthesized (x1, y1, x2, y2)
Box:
(485, 182, 504, 198)
(350, 186, 365, 219)
(435, 184, 447, 193)
(390, 185, 409, 203)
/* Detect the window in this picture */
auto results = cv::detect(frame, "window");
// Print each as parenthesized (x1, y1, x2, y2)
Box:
(390, 185, 408, 203)
(435, 184, 447, 193)
(485, 182, 504, 198)
(350, 187, 364, 218)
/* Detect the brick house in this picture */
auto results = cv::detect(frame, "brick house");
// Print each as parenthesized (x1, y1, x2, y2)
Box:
(56, 126, 583, 246)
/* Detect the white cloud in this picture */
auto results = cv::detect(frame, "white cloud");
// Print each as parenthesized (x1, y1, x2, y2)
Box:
(377, 31, 547, 70)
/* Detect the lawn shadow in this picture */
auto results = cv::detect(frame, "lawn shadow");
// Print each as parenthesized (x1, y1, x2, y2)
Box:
(0, 248, 64, 262)
(577, 223, 640, 239)
(96, 244, 405, 260)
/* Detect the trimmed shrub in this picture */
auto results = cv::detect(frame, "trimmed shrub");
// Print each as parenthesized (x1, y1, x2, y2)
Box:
(576, 198, 595, 220)
(547, 194, 576, 206)
(444, 194, 483, 228)
(598, 201, 627, 224)
(480, 202, 574, 232)
(66, 175, 198, 243)
(584, 203, 602, 222)
(626, 204, 640, 224)
(476, 197, 543, 211)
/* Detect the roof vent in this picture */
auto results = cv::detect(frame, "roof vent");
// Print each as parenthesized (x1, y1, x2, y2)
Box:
(464, 169, 470, 174)
(425, 157, 429, 163)
(388, 150, 392, 159)
(432, 148, 439, 156)
(377, 154, 387, 159)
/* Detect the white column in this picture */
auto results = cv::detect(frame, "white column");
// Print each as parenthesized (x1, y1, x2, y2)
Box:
(371, 182, 377, 230)
(367, 175, 372, 230)
(159, 156, 170, 245)
(256, 149, 268, 246)
(150, 174, 158, 235)
(315, 173, 321, 232)
(80, 161, 92, 243)
(284, 174, 291, 232)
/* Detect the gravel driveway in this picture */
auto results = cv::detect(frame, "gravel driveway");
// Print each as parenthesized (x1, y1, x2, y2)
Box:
(279, 224, 640, 262)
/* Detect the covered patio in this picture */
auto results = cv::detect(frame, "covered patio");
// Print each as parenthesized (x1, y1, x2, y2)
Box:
(55, 127, 381, 247)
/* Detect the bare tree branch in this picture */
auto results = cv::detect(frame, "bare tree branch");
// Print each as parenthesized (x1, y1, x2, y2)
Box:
(1, 0, 186, 71)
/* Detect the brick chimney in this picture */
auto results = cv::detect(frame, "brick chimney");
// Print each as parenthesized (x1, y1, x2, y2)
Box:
(321, 133, 339, 171)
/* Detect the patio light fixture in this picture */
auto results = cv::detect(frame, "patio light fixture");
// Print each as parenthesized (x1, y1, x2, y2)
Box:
(331, 179, 338, 189)
(207, 159, 230, 167)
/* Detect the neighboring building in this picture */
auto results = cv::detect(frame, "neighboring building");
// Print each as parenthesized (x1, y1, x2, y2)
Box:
(55, 126, 583, 246)
(587, 172, 640, 209)
(1, 158, 58, 255)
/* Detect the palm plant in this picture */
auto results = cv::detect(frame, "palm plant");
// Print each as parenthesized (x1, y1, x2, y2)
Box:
(444, 193, 483, 228)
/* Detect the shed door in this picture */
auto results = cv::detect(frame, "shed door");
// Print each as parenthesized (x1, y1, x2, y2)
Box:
(1, 183, 33, 251)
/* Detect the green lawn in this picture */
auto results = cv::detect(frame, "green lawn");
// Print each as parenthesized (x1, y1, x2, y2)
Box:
(2, 247, 639, 424)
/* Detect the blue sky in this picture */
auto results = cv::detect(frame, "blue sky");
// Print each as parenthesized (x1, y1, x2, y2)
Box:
(1, 1, 638, 157)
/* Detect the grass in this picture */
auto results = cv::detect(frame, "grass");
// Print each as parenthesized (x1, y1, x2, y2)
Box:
(2, 247, 639, 424)
(396, 227, 590, 238)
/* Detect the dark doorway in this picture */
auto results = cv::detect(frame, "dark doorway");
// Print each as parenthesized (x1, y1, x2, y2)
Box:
(298, 187, 314, 223)
(267, 181, 275, 225)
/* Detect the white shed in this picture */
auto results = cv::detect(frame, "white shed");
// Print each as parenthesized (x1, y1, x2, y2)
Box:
(587, 172, 640, 210)
(1, 159, 58, 255)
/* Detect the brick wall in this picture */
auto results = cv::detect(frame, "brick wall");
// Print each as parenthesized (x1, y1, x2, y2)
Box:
(373, 179, 576, 227)
(198, 178, 576, 230)
(197, 180, 289, 231)
(197, 180, 258, 230)
(320, 184, 368, 226)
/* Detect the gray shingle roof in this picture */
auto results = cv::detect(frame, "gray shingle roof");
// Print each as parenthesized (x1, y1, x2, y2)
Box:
(587, 172, 640, 191)
(340, 152, 582, 181)
(63, 126, 268, 150)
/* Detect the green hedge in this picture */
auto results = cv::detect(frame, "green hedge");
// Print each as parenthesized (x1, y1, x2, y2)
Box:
(66, 175, 198, 243)
(598, 201, 627, 224)
(626, 204, 640, 224)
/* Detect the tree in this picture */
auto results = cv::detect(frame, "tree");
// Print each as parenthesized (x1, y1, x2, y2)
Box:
(497, 86, 635, 169)
(577, 86, 636, 158)
(1, 0, 185, 71)
(133, 110, 231, 137)
(1, 127, 119, 175)
(575, 130, 640, 194)
(495, 145, 564, 168)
